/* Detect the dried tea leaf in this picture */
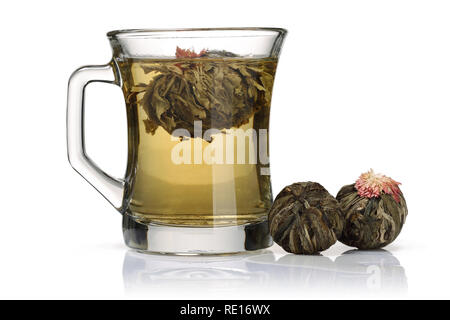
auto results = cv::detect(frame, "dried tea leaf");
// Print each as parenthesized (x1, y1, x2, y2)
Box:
(268, 182, 344, 255)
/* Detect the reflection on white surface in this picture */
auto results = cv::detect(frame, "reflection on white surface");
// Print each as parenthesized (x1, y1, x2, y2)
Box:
(123, 249, 407, 297)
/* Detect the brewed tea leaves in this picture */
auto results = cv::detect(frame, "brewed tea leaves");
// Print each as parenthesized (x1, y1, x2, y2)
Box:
(139, 50, 275, 138)
(336, 170, 408, 249)
(268, 182, 344, 255)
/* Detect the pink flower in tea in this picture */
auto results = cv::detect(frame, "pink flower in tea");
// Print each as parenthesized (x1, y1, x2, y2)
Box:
(355, 169, 402, 202)
(175, 46, 207, 58)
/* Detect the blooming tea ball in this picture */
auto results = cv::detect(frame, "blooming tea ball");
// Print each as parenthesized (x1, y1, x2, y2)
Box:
(268, 182, 344, 255)
(336, 170, 408, 250)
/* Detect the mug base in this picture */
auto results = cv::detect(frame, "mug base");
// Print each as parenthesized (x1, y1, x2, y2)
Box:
(122, 213, 273, 255)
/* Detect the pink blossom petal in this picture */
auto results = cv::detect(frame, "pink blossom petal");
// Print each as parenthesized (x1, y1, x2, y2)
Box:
(355, 169, 402, 203)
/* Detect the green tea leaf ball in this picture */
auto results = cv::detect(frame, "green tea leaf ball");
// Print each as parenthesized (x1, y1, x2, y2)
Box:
(269, 182, 344, 255)
(336, 170, 408, 250)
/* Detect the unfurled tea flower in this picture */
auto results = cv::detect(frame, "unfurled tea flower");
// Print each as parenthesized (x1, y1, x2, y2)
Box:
(268, 182, 344, 255)
(139, 47, 276, 139)
(336, 170, 408, 250)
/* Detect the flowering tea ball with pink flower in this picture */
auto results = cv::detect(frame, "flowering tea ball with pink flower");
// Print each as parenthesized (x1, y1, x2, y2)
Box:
(336, 169, 408, 249)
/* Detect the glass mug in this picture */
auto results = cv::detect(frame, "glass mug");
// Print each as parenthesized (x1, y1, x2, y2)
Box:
(67, 28, 287, 254)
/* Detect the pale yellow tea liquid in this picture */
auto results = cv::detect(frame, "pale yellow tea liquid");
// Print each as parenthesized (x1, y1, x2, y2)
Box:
(119, 57, 277, 226)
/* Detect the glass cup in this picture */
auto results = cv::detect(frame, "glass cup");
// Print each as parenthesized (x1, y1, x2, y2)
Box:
(67, 28, 287, 254)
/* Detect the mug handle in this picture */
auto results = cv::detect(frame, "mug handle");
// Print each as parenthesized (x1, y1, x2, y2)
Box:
(67, 63, 125, 210)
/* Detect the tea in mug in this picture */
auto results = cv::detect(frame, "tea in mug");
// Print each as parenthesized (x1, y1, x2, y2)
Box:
(119, 56, 277, 226)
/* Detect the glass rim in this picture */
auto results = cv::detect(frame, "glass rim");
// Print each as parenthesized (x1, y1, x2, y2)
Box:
(107, 27, 287, 39)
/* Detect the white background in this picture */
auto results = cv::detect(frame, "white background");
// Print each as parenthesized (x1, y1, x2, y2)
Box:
(0, 0, 449, 299)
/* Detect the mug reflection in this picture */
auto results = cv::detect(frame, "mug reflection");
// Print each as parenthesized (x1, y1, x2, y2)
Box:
(123, 248, 407, 296)
(123, 251, 270, 294)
